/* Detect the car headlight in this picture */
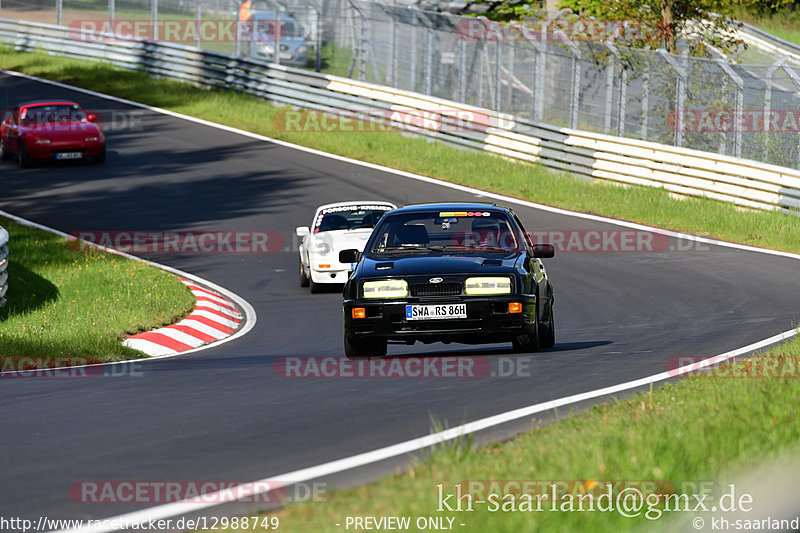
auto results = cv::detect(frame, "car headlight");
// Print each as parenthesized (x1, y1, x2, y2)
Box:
(297, 45, 308, 53)
(363, 279, 408, 299)
(35, 139, 51, 144)
(315, 242, 331, 255)
(464, 277, 511, 295)
(85, 136, 100, 142)
(263, 44, 274, 54)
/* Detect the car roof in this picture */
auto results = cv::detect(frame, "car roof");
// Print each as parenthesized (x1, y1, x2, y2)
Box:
(315, 201, 397, 212)
(387, 202, 510, 214)
(17, 101, 81, 108)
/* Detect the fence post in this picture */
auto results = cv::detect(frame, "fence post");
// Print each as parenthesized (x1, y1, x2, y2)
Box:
(494, 41, 501, 111)
(714, 58, 744, 158)
(410, 20, 417, 91)
(57, 0, 63, 26)
(605, 43, 627, 137)
(569, 45, 581, 129)
(109, 0, 115, 26)
(641, 70, 649, 140)
(531, 40, 546, 122)
(424, 26, 433, 95)
(458, 37, 466, 103)
(780, 64, 800, 167)
(152, 0, 158, 41)
(763, 57, 787, 160)
(315, 5, 322, 72)
(659, 50, 687, 147)
(390, 18, 397, 86)
(604, 62, 614, 134)
(195, 0, 201, 48)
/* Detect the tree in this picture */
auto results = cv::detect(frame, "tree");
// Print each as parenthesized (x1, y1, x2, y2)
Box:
(473, 0, 792, 55)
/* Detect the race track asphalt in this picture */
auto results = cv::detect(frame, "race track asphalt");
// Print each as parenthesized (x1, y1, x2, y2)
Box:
(1, 72, 799, 525)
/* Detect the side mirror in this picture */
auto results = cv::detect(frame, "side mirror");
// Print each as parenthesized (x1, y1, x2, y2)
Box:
(295, 226, 310, 237)
(532, 243, 555, 259)
(339, 249, 360, 263)
(86, 114, 97, 123)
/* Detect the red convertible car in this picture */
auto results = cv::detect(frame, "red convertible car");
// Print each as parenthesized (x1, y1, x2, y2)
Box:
(0, 101, 106, 167)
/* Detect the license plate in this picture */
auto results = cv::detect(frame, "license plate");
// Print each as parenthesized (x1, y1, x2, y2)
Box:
(405, 303, 466, 321)
(56, 152, 83, 160)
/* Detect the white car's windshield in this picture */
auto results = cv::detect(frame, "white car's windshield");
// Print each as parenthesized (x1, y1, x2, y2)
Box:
(313, 204, 394, 233)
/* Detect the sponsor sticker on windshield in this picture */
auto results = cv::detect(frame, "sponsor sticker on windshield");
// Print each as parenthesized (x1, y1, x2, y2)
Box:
(438, 211, 490, 218)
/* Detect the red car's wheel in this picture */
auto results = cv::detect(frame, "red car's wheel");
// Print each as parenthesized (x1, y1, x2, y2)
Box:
(0, 137, 11, 161)
(17, 141, 32, 168)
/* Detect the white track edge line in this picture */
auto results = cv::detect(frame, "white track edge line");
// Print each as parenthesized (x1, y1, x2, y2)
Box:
(55, 326, 800, 533)
(3, 69, 798, 532)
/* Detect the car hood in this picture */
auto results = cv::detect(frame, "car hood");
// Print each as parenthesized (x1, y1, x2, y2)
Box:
(359, 253, 522, 277)
(313, 229, 373, 252)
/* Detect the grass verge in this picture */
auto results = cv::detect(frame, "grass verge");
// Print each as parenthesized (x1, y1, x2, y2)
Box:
(254, 338, 800, 533)
(2, 47, 800, 531)
(0, 215, 194, 364)
(736, 8, 800, 48)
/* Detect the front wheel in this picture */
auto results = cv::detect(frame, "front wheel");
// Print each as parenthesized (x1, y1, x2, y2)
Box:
(512, 325, 540, 353)
(539, 305, 555, 349)
(299, 258, 309, 287)
(344, 337, 387, 360)
(0, 138, 11, 161)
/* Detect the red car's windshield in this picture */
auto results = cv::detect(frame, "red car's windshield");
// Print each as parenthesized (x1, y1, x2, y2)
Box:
(21, 105, 87, 125)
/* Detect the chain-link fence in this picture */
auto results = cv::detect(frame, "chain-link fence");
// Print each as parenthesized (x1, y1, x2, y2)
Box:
(3, 0, 800, 168)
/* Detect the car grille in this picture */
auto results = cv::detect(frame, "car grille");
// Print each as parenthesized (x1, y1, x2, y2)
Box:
(410, 282, 462, 297)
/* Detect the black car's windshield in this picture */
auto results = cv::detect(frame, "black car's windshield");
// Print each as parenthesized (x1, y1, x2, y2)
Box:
(369, 210, 523, 255)
(313, 204, 394, 233)
(21, 104, 86, 125)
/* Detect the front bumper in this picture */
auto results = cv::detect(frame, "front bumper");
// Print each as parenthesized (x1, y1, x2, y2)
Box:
(343, 295, 536, 344)
(26, 141, 104, 160)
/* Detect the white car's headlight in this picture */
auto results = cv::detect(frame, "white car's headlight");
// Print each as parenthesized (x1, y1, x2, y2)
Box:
(363, 279, 408, 299)
(297, 45, 308, 53)
(315, 242, 331, 255)
(464, 277, 511, 295)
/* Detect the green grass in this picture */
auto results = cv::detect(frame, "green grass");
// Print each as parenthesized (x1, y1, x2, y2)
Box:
(736, 8, 800, 48)
(0, 215, 194, 364)
(1, 46, 799, 256)
(2, 47, 800, 531)
(245, 339, 800, 533)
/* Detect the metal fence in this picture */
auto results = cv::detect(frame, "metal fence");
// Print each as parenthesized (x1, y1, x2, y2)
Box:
(3, 0, 800, 169)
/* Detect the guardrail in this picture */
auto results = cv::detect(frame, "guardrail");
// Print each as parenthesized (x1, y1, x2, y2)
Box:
(738, 22, 800, 65)
(0, 225, 8, 308)
(2, 17, 800, 214)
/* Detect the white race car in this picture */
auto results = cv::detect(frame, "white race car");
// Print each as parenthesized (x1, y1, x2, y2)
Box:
(296, 201, 397, 292)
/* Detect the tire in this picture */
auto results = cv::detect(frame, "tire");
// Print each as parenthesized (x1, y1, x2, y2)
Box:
(539, 304, 555, 349)
(309, 276, 322, 293)
(512, 324, 540, 353)
(17, 141, 31, 168)
(299, 258, 309, 287)
(0, 138, 11, 161)
(344, 336, 387, 360)
(94, 144, 106, 164)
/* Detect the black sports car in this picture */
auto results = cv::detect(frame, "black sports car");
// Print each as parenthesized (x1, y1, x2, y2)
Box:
(340, 203, 555, 359)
